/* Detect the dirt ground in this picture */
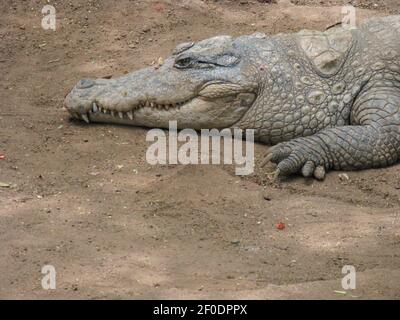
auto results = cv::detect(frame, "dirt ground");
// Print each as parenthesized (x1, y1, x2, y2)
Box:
(1, 0, 400, 299)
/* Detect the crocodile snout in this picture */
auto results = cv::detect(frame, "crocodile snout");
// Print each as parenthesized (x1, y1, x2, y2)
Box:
(76, 78, 95, 89)
(65, 78, 110, 117)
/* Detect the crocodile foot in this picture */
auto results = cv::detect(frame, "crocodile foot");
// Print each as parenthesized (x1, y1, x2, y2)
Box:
(262, 138, 328, 180)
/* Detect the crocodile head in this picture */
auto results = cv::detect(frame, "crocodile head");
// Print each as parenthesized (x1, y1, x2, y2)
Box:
(64, 35, 260, 129)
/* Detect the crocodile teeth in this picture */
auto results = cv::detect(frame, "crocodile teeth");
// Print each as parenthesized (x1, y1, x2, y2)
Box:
(81, 113, 90, 123)
(85, 99, 190, 120)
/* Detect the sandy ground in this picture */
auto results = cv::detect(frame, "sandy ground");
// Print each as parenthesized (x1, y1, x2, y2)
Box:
(1, 0, 400, 299)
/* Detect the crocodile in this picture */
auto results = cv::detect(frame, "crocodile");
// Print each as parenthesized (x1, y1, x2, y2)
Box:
(64, 15, 400, 180)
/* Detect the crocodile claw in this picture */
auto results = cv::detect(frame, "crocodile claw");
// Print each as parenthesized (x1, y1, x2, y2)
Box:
(262, 141, 327, 180)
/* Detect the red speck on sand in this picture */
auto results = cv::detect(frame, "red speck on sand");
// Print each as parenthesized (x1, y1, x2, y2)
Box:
(276, 222, 285, 230)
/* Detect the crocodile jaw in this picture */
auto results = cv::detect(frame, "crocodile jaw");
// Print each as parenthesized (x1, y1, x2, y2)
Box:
(64, 76, 256, 130)
(66, 93, 255, 130)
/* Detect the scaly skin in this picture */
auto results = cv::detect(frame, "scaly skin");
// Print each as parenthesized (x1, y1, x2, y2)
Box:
(65, 15, 400, 180)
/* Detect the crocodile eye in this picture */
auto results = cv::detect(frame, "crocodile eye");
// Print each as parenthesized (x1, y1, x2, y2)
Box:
(174, 53, 240, 70)
(174, 55, 216, 70)
(174, 57, 194, 69)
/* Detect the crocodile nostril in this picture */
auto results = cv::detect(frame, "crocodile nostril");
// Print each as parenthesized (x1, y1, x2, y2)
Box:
(77, 78, 95, 89)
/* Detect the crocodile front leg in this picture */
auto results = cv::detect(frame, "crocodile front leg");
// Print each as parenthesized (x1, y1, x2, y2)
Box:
(263, 89, 400, 180)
